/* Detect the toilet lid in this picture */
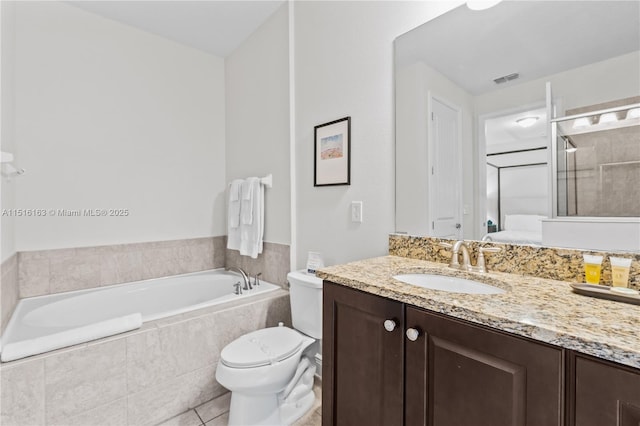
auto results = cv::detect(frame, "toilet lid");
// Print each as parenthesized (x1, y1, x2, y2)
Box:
(220, 326, 304, 368)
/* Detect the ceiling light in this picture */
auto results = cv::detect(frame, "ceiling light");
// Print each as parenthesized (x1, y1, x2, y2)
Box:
(599, 112, 619, 124)
(516, 116, 539, 128)
(626, 108, 640, 119)
(572, 117, 592, 129)
(467, 0, 503, 11)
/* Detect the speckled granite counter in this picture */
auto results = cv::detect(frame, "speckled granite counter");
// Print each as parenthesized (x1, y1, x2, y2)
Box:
(316, 256, 640, 369)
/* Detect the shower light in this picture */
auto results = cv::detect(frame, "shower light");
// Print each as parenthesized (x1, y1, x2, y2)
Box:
(516, 116, 539, 128)
(467, 0, 503, 11)
(572, 117, 592, 129)
(626, 107, 640, 119)
(599, 112, 618, 124)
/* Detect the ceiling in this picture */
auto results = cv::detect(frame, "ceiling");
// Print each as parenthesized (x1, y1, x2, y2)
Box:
(396, 1, 640, 95)
(69, 1, 285, 57)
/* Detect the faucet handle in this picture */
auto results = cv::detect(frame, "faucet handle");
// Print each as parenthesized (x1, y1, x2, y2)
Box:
(233, 281, 242, 295)
(474, 246, 501, 273)
(254, 272, 262, 287)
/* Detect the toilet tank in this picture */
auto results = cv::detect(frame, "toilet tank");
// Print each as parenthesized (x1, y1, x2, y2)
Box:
(287, 270, 323, 339)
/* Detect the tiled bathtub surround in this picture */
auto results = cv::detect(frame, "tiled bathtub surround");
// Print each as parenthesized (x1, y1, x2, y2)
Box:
(0, 290, 292, 426)
(226, 241, 291, 287)
(1, 254, 19, 334)
(389, 234, 640, 291)
(17, 236, 226, 298)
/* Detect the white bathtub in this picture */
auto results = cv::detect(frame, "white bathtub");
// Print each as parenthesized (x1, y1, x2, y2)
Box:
(1, 269, 279, 362)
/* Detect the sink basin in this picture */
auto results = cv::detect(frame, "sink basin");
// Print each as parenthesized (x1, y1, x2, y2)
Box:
(393, 274, 506, 295)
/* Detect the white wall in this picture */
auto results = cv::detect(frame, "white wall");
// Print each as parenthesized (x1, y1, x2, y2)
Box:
(475, 51, 640, 116)
(12, 2, 226, 251)
(396, 60, 475, 237)
(225, 4, 290, 245)
(1, 1, 16, 261)
(293, 1, 460, 268)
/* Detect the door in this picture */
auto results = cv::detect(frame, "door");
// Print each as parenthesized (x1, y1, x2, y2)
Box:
(429, 96, 462, 239)
(322, 282, 404, 426)
(405, 306, 564, 426)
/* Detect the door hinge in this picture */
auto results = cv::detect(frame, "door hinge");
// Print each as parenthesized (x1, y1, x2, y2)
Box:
(431, 166, 434, 175)
(431, 112, 434, 121)
(432, 221, 435, 230)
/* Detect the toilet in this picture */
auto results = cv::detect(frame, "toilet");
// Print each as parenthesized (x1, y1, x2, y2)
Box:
(215, 270, 323, 426)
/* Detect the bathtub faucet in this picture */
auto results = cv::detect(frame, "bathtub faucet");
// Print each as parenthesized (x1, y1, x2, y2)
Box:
(227, 266, 251, 290)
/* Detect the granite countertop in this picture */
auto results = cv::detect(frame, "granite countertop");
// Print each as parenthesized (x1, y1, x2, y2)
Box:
(316, 255, 640, 369)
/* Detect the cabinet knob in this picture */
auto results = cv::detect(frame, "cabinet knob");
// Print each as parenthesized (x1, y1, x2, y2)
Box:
(383, 319, 397, 332)
(406, 327, 420, 341)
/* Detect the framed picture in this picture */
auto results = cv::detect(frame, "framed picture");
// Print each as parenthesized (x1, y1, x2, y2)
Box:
(314, 116, 351, 186)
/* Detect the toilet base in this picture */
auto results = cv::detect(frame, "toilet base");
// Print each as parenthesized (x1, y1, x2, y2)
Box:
(228, 392, 281, 426)
(227, 388, 316, 426)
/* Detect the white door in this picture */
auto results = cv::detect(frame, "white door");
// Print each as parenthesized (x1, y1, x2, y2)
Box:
(429, 97, 462, 239)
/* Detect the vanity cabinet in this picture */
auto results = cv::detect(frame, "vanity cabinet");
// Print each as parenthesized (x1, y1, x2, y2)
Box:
(404, 305, 564, 426)
(570, 353, 640, 426)
(322, 280, 404, 426)
(323, 282, 563, 426)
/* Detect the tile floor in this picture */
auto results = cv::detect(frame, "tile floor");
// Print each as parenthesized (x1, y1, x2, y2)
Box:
(157, 379, 321, 426)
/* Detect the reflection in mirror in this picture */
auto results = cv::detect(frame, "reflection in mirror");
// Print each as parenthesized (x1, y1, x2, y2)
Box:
(395, 0, 640, 250)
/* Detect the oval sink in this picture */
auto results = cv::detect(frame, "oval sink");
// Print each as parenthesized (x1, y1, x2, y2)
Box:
(393, 274, 506, 295)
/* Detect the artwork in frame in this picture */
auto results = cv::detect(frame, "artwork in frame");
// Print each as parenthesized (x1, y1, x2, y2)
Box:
(314, 116, 351, 186)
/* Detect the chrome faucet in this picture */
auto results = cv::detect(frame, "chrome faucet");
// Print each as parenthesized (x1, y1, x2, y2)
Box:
(226, 266, 251, 290)
(253, 272, 262, 287)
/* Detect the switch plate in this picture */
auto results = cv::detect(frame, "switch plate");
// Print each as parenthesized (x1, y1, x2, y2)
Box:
(351, 201, 363, 223)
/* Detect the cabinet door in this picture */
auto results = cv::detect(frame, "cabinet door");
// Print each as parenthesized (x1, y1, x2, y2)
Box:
(322, 282, 404, 426)
(572, 354, 640, 426)
(405, 306, 564, 426)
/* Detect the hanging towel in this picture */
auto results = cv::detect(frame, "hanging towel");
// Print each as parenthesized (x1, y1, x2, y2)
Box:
(239, 177, 264, 258)
(227, 179, 244, 250)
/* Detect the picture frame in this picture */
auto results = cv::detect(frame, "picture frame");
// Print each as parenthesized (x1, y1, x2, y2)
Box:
(314, 116, 351, 186)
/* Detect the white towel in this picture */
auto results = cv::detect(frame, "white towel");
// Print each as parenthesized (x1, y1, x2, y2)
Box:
(239, 177, 264, 258)
(241, 178, 257, 225)
(227, 179, 243, 250)
(0, 313, 142, 362)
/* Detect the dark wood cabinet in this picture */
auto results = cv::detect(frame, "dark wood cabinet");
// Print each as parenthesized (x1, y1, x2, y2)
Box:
(322, 281, 404, 426)
(570, 353, 640, 426)
(322, 281, 640, 426)
(405, 306, 564, 426)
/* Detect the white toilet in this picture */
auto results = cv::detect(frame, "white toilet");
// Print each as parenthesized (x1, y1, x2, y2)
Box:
(215, 270, 323, 426)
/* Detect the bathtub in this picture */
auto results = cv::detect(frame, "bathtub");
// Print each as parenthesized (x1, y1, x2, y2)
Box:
(1, 269, 280, 362)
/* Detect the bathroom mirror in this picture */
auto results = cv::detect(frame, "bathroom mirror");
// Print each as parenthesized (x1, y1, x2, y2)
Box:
(395, 0, 640, 249)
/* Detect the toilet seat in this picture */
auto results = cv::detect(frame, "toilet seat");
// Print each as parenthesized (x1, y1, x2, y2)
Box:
(221, 326, 304, 368)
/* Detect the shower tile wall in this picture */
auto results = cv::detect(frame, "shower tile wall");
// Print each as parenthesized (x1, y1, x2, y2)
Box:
(226, 241, 290, 288)
(1, 254, 19, 334)
(0, 290, 292, 426)
(16, 236, 226, 298)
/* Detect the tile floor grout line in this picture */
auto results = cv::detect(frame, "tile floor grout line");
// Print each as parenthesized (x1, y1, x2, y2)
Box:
(194, 407, 206, 425)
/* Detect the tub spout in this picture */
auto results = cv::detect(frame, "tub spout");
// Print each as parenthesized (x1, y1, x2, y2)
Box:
(226, 266, 251, 290)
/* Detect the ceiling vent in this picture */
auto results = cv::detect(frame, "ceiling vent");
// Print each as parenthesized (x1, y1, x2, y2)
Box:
(493, 72, 519, 84)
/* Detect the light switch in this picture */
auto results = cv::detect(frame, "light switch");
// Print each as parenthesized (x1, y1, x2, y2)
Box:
(351, 201, 363, 223)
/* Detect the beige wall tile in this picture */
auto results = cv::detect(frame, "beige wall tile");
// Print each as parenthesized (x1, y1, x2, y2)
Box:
(49, 254, 101, 294)
(126, 314, 219, 394)
(47, 398, 127, 426)
(127, 364, 224, 426)
(225, 242, 290, 287)
(17, 257, 49, 298)
(99, 251, 143, 286)
(45, 340, 127, 423)
(0, 359, 45, 426)
(1, 254, 20, 332)
(18, 237, 225, 296)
